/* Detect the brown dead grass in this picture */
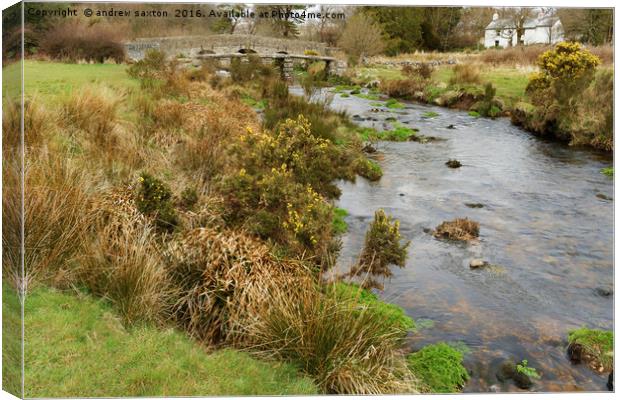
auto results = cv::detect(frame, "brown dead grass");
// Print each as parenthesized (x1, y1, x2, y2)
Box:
(433, 218, 480, 241)
(449, 63, 481, 85)
(164, 227, 307, 344)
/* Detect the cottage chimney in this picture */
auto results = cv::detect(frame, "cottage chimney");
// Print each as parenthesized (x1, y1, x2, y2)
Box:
(492, 13, 499, 21)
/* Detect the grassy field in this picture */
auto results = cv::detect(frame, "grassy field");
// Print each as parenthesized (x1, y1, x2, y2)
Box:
(2, 61, 136, 99)
(13, 285, 317, 397)
(432, 65, 531, 106)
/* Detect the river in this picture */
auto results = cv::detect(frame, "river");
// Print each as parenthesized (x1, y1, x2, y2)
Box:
(313, 88, 613, 393)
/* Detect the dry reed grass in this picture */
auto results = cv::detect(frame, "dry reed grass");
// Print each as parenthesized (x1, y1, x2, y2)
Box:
(433, 218, 480, 241)
(12, 154, 93, 288)
(449, 63, 481, 85)
(164, 227, 306, 344)
(80, 186, 177, 325)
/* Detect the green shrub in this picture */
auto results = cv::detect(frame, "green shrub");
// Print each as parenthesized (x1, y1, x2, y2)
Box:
(407, 343, 469, 393)
(135, 172, 178, 232)
(180, 186, 199, 209)
(354, 158, 383, 181)
(515, 359, 540, 379)
(352, 210, 410, 288)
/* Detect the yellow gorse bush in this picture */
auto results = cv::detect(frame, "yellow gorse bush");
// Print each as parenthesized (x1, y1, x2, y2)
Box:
(537, 42, 600, 81)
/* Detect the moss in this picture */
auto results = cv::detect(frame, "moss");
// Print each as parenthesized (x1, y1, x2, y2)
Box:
(340, 93, 350, 98)
(355, 125, 417, 142)
(601, 167, 613, 177)
(568, 327, 613, 371)
(407, 342, 469, 393)
(332, 207, 349, 234)
(331, 282, 415, 332)
(353, 92, 381, 101)
(468, 111, 480, 118)
(385, 98, 405, 109)
(422, 111, 439, 118)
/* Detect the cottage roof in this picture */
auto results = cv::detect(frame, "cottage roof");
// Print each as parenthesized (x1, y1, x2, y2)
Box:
(485, 16, 560, 30)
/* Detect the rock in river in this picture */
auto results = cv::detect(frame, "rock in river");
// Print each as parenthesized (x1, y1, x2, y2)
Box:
(470, 259, 488, 269)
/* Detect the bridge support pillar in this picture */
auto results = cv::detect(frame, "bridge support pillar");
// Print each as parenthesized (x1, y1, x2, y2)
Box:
(282, 56, 294, 82)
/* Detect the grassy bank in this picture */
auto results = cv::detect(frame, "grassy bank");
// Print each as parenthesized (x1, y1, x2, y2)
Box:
(3, 61, 136, 99)
(3, 57, 422, 394)
(9, 285, 317, 397)
(353, 43, 613, 151)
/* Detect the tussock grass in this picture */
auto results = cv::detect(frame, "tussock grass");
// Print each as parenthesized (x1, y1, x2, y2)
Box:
(449, 64, 481, 86)
(61, 84, 121, 138)
(80, 220, 175, 326)
(164, 227, 306, 344)
(433, 218, 479, 241)
(16, 154, 92, 288)
(240, 277, 419, 394)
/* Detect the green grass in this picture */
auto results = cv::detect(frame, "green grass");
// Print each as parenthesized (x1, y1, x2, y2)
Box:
(568, 327, 614, 371)
(331, 282, 415, 332)
(407, 342, 469, 393)
(353, 92, 381, 101)
(332, 207, 349, 234)
(354, 158, 383, 181)
(241, 95, 268, 110)
(3, 60, 136, 99)
(601, 167, 614, 177)
(422, 111, 440, 118)
(2, 284, 22, 397)
(385, 98, 405, 109)
(355, 126, 417, 142)
(356, 66, 404, 82)
(468, 111, 481, 118)
(19, 285, 317, 397)
(433, 65, 529, 107)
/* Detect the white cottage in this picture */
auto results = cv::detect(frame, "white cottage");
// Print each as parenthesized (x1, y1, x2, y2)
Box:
(484, 13, 564, 48)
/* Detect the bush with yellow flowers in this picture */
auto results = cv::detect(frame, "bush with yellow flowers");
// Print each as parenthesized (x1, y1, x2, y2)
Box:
(220, 116, 352, 258)
(515, 42, 611, 151)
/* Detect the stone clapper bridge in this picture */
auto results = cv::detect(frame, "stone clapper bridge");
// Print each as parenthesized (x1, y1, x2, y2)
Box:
(125, 34, 346, 80)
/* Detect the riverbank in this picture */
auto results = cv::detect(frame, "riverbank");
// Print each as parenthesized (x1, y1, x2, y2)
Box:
(348, 46, 613, 152)
(4, 58, 474, 395)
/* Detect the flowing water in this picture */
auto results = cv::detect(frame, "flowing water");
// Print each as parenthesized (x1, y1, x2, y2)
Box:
(310, 88, 613, 393)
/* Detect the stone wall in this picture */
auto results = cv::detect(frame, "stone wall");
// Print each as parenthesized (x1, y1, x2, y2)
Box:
(125, 34, 333, 60)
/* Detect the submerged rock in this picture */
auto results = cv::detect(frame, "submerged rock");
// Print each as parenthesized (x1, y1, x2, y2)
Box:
(594, 286, 613, 297)
(362, 143, 377, 154)
(465, 202, 484, 208)
(446, 159, 462, 168)
(447, 124, 457, 129)
(495, 360, 534, 390)
(596, 193, 613, 201)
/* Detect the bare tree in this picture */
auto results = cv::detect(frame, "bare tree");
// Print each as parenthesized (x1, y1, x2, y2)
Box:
(499, 7, 536, 46)
(338, 13, 385, 64)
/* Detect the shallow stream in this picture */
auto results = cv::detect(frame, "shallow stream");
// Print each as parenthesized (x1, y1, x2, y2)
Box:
(312, 88, 614, 392)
